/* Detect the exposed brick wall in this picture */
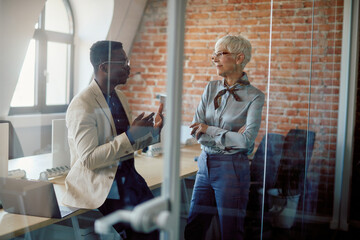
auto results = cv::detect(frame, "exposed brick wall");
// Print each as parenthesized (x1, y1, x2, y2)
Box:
(121, 0, 343, 216)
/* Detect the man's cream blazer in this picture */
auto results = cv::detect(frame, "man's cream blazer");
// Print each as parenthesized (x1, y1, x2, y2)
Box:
(62, 80, 157, 209)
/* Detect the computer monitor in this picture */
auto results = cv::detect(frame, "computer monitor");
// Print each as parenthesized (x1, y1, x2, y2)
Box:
(51, 119, 70, 168)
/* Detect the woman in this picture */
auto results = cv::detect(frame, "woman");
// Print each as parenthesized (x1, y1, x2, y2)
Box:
(184, 35, 264, 240)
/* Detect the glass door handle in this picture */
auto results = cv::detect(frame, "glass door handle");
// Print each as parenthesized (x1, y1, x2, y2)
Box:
(95, 196, 170, 235)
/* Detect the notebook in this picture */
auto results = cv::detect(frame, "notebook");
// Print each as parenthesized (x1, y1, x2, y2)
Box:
(0, 177, 79, 218)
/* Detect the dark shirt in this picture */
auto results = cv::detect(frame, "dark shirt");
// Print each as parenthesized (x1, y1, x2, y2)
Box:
(104, 91, 130, 135)
(103, 91, 131, 200)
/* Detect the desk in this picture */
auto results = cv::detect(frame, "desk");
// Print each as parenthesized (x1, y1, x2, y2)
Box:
(135, 144, 201, 190)
(0, 144, 201, 240)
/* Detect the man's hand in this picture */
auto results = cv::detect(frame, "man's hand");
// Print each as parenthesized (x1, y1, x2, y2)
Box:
(127, 112, 155, 142)
(132, 112, 155, 127)
(190, 122, 208, 140)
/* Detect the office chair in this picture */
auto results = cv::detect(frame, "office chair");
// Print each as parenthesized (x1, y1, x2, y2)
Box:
(248, 133, 285, 212)
(274, 129, 316, 212)
(244, 133, 285, 238)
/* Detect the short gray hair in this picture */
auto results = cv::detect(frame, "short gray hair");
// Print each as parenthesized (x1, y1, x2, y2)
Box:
(215, 35, 252, 69)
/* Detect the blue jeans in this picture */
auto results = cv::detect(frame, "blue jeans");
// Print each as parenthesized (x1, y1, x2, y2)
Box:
(185, 151, 250, 240)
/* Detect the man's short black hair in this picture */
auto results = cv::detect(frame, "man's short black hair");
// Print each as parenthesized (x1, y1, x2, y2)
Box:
(90, 41, 123, 73)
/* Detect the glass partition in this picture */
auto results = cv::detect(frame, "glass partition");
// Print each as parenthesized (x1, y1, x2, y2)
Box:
(3, 0, 350, 239)
(126, 0, 344, 238)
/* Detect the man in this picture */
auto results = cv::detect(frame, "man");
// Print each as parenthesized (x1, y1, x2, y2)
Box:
(62, 41, 163, 239)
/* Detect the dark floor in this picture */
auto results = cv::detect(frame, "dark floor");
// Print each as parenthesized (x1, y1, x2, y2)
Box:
(242, 206, 360, 240)
(183, 178, 360, 240)
(245, 221, 360, 240)
(180, 211, 360, 240)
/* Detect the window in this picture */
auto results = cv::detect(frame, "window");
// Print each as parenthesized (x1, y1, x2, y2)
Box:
(9, 0, 74, 115)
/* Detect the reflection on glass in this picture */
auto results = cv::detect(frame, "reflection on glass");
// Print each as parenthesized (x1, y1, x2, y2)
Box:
(46, 42, 69, 105)
(44, 0, 71, 33)
(129, 0, 344, 238)
(10, 40, 35, 107)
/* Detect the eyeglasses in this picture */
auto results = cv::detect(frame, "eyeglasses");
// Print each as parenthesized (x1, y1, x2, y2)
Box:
(211, 51, 233, 61)
(101, 59, 130, 67)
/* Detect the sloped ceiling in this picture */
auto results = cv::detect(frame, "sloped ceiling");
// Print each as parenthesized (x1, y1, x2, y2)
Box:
(107, 0, 148, 55)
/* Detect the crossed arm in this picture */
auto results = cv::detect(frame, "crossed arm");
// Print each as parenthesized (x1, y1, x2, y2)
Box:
(190, 94, 264, 151)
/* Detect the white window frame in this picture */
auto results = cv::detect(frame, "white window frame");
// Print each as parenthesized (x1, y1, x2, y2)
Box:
(9, 0, 74, 115)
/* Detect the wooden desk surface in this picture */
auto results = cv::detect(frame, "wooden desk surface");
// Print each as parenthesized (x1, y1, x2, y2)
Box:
(0, 144, 201, 240)
(135, 144, 201, 190)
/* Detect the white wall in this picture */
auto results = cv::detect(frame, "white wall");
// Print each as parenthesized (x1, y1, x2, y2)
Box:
(70, 0, 114, 94)
(6, 114, 58, 157)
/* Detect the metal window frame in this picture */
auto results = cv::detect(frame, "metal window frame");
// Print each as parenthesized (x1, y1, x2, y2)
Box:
(331, 0, 359, 231)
